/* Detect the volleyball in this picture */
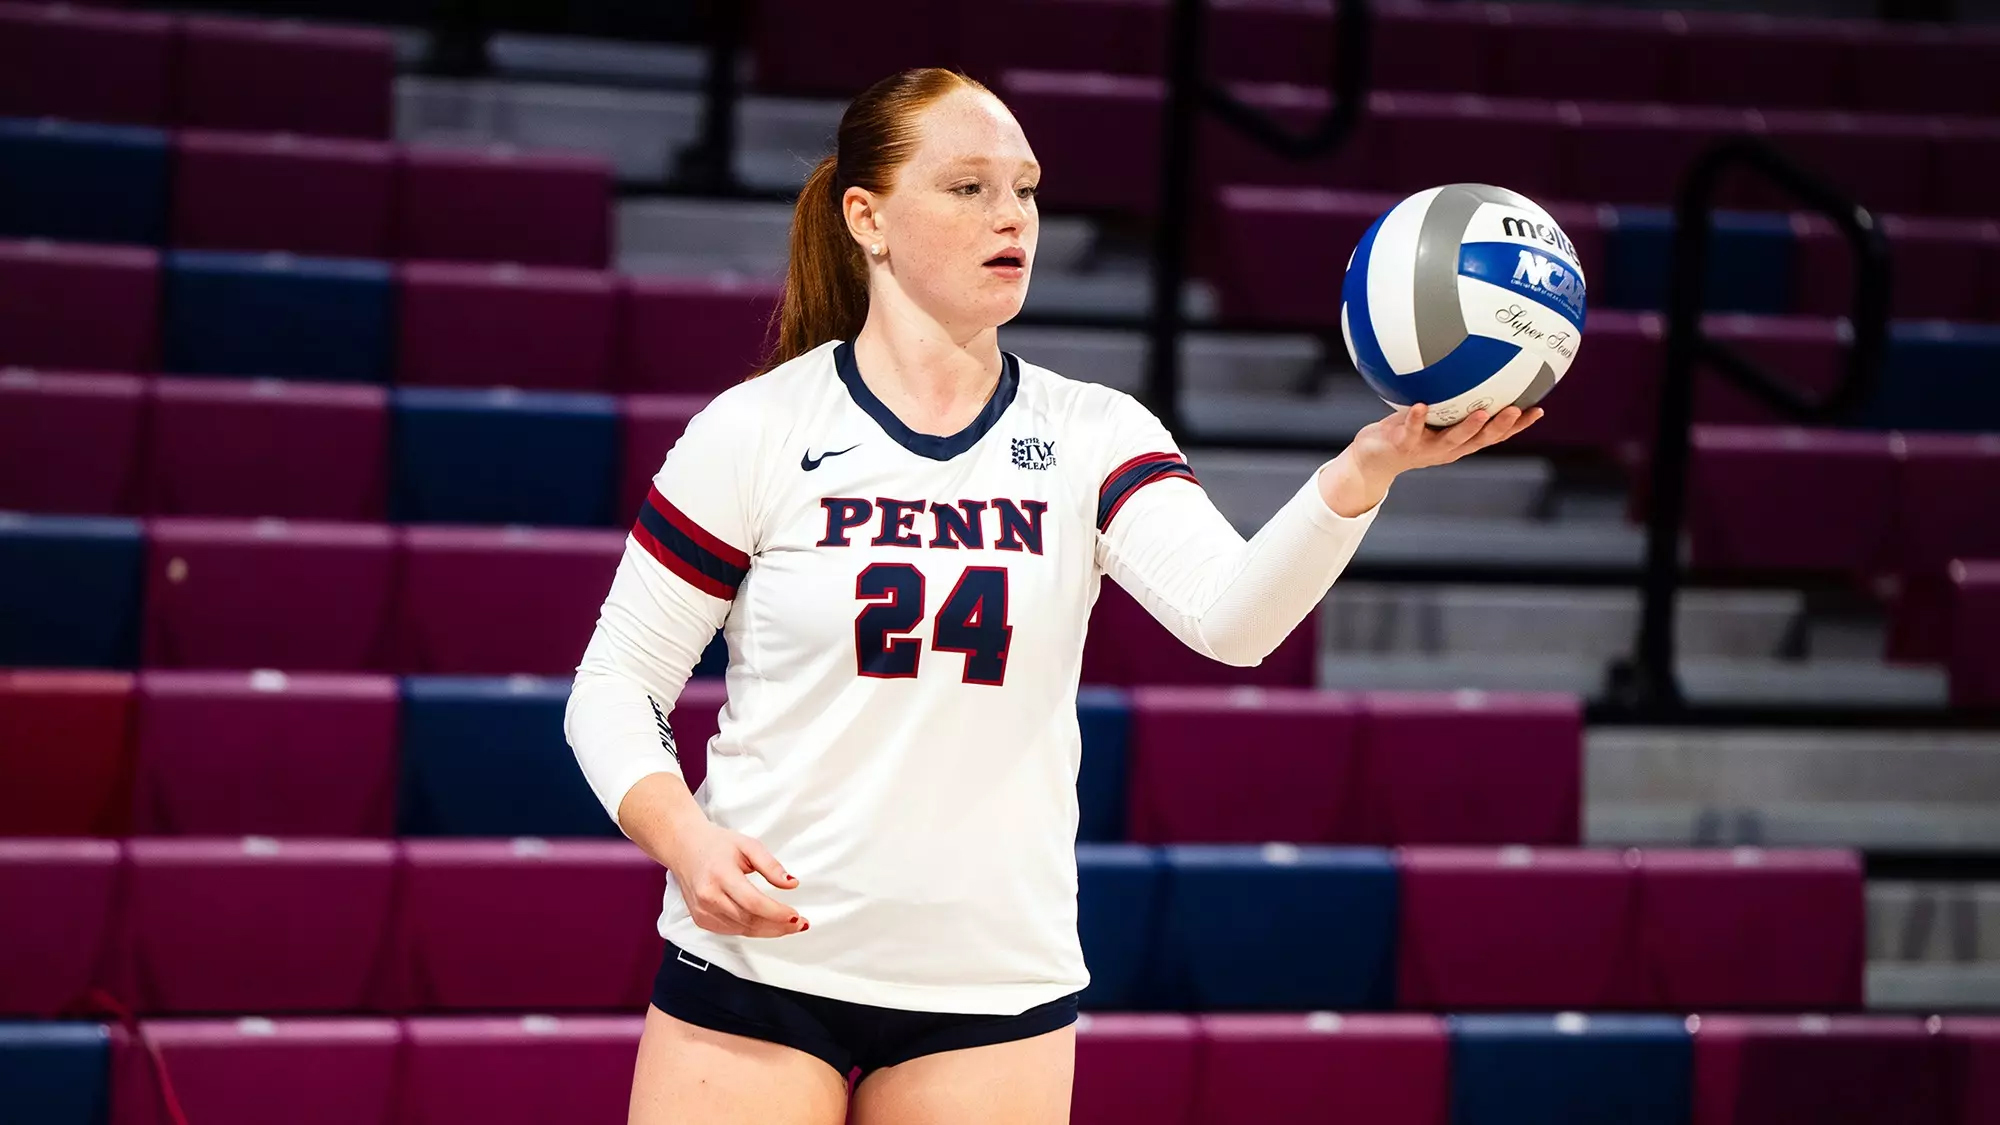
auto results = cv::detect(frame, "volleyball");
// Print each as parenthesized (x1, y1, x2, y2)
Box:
(1340, 183, 1587, 427)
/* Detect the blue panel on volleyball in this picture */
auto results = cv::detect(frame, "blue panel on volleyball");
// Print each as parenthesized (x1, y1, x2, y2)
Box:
(391, 387, 620, 527)
(399, 676, 617, 838)
(0, 118, 169, 245)
(1449, 1015, 1692, 1125)
(1153, 845, 1397, 1010)
(162, 250, 393, 382)
(1076, 844, 1163, 1010)
(0, 1022, 110, 1125)
(0, 514, 142, 668)
(1075, 686, 1130, 842)
(1601, 208, 1794, 314)
(1858, 323, 2000, 432)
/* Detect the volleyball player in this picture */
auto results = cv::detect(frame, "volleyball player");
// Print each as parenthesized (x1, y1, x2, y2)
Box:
(566, 68, 1541, 1125)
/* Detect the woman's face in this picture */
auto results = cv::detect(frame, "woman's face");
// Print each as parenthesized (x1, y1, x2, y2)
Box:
(861, 88, 1040, 336)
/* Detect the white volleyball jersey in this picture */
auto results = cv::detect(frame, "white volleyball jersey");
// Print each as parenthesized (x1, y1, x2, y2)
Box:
(566, 338, 1380, 1014)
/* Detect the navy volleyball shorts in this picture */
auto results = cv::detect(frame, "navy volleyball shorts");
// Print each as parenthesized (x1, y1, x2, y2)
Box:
(649, 938, 1080, 1077)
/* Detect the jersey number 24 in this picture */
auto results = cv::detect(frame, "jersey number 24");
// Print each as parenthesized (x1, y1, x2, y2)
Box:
(854, 564, 1010, 685)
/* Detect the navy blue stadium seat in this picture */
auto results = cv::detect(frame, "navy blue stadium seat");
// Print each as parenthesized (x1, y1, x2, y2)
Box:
(391, 387, 620, 527)
(1075, 843, 1163, 1010)
(0, 117, 168, 245)
(398, 676, 617, 838)
(1860, 322, 2000, 433)
(162, 249, 393, 382)
(1153, 845, 1398, 1010)
(0, 1022, 111, 1125)
(1448, 1014, 1692, 1125)
(1075, 686, 1130, 842)
(1602, 208, 1795, 314)
(0, 514, 142, 667)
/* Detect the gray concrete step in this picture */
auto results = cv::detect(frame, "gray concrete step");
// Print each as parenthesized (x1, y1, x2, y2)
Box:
(1321, 584, 1802, 660)
(1588, 728, 2000, 848)
(1321, 653, 1942, 707)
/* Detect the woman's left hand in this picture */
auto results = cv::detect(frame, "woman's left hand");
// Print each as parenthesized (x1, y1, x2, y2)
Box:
(1320, 402, 1543, 518)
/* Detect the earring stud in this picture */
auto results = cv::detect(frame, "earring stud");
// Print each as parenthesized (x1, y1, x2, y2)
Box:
(871, 244, 883, 256)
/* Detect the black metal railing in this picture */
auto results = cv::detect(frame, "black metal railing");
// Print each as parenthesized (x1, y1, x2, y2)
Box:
(1145, 0, 1373, 438)
(1606, 136, 1892, 714)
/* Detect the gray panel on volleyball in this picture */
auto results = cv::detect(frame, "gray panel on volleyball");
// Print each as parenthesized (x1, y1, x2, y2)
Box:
(1412, 183, 1563, 410)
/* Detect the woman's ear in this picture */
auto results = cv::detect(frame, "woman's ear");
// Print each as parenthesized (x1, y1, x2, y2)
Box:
(843, 186, 886, 254)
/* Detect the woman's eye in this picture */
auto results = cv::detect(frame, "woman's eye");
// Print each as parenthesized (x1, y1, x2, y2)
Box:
(1017, 184, 1038, 199)
(953, 183, 981, 196)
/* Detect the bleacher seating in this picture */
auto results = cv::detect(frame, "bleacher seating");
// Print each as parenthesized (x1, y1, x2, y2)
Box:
(2, 0, 1996, 1118)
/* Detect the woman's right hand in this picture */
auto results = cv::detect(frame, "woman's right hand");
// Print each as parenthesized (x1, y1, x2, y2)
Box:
(618, 771, 808, 939)
(666, 820, 810, 938)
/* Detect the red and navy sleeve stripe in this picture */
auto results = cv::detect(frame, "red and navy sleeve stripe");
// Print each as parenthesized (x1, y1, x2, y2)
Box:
(632, 485, 750, 600)
(1097, 451, 1199, 532)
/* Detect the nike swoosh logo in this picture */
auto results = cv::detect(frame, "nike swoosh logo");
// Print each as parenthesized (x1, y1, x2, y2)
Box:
(800, 444, 860, 471)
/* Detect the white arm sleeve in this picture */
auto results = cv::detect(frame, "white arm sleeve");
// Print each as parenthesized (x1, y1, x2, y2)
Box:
(1093, 394, 1381, 667)
(565, 391, 761, 826)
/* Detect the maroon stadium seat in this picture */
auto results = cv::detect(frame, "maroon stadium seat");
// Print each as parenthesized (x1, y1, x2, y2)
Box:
(145, 377, 389, 521)
(1126, 686, 1360, 844)
(1370, 3, 1495, 96)
(1889, 435, 2000, 661)
(1195, 1013, 1448, 1125)
(398, 262, 619, 391)
(1941, 1017, 2000, 1125)
(0, 838, 120, 1016)
(669, 678, 726, 795)
(1673, 14, 1854, 111)
(619, 394, 705, 521)
(1929, 118, 2000, 221)
(1213, 187, 1398, 329)
(396, 840, 663, 1011)
(171, 130, 396, 259)
(1727, 111, 1931, 217)
(173, 16, 395, 139)
(1379, 93, 1569, 202)
(1949, 561, 2000, 708)
(1563, 103, 1761, 208)
(1487, 5, 1680, 105)
(1355, 691, 1582, 846)
(620, 275, 781, 395)
(0, 669, 136, 837)
(117, 838, 398, 1014)
(1693, 316, 1845, 427)
(1690, 1015, 1950, 1125)
(1397, 847, 1643, 1011)
(109, 1018, 401, 1125)
(1848, 26, 2000, 118)
(395, 146, 612, 268)
(0, 2, 174, 126)
(393, 526, 623, 676)
(749, 0, 953, 97)
(1512, 309, 1662, 459)
(131, 670, 400, 836)
(1082, 580, 1316, 688)
(1636, 848, 1864, 1010)
(1686, 426, 1897, 576)
(0, 240, 159, 371)
(398, 1015, 642, 1125)
(1792, 215, 1997, 323)
(0, 370, 144, 515)
(142, 517, 397, 671)
(1070, 1013, 1200, 1125)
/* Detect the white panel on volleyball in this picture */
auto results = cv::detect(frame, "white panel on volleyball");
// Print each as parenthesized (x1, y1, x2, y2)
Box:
(1423, 274, 1573, 425)
(1362, 185, 1441, 375)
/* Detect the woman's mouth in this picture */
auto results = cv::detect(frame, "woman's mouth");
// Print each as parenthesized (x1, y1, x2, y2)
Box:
(983, 253, 1026, 279)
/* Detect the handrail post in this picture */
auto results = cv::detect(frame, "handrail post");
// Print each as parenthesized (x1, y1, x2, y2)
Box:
(1144, 0, 1209, 437)
(670, 0, 744, 194)
(1612, 136, 1891, 714)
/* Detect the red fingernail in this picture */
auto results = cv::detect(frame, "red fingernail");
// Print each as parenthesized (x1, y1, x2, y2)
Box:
(800, 921, 810, 931)
(788, 916, 799, 924)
